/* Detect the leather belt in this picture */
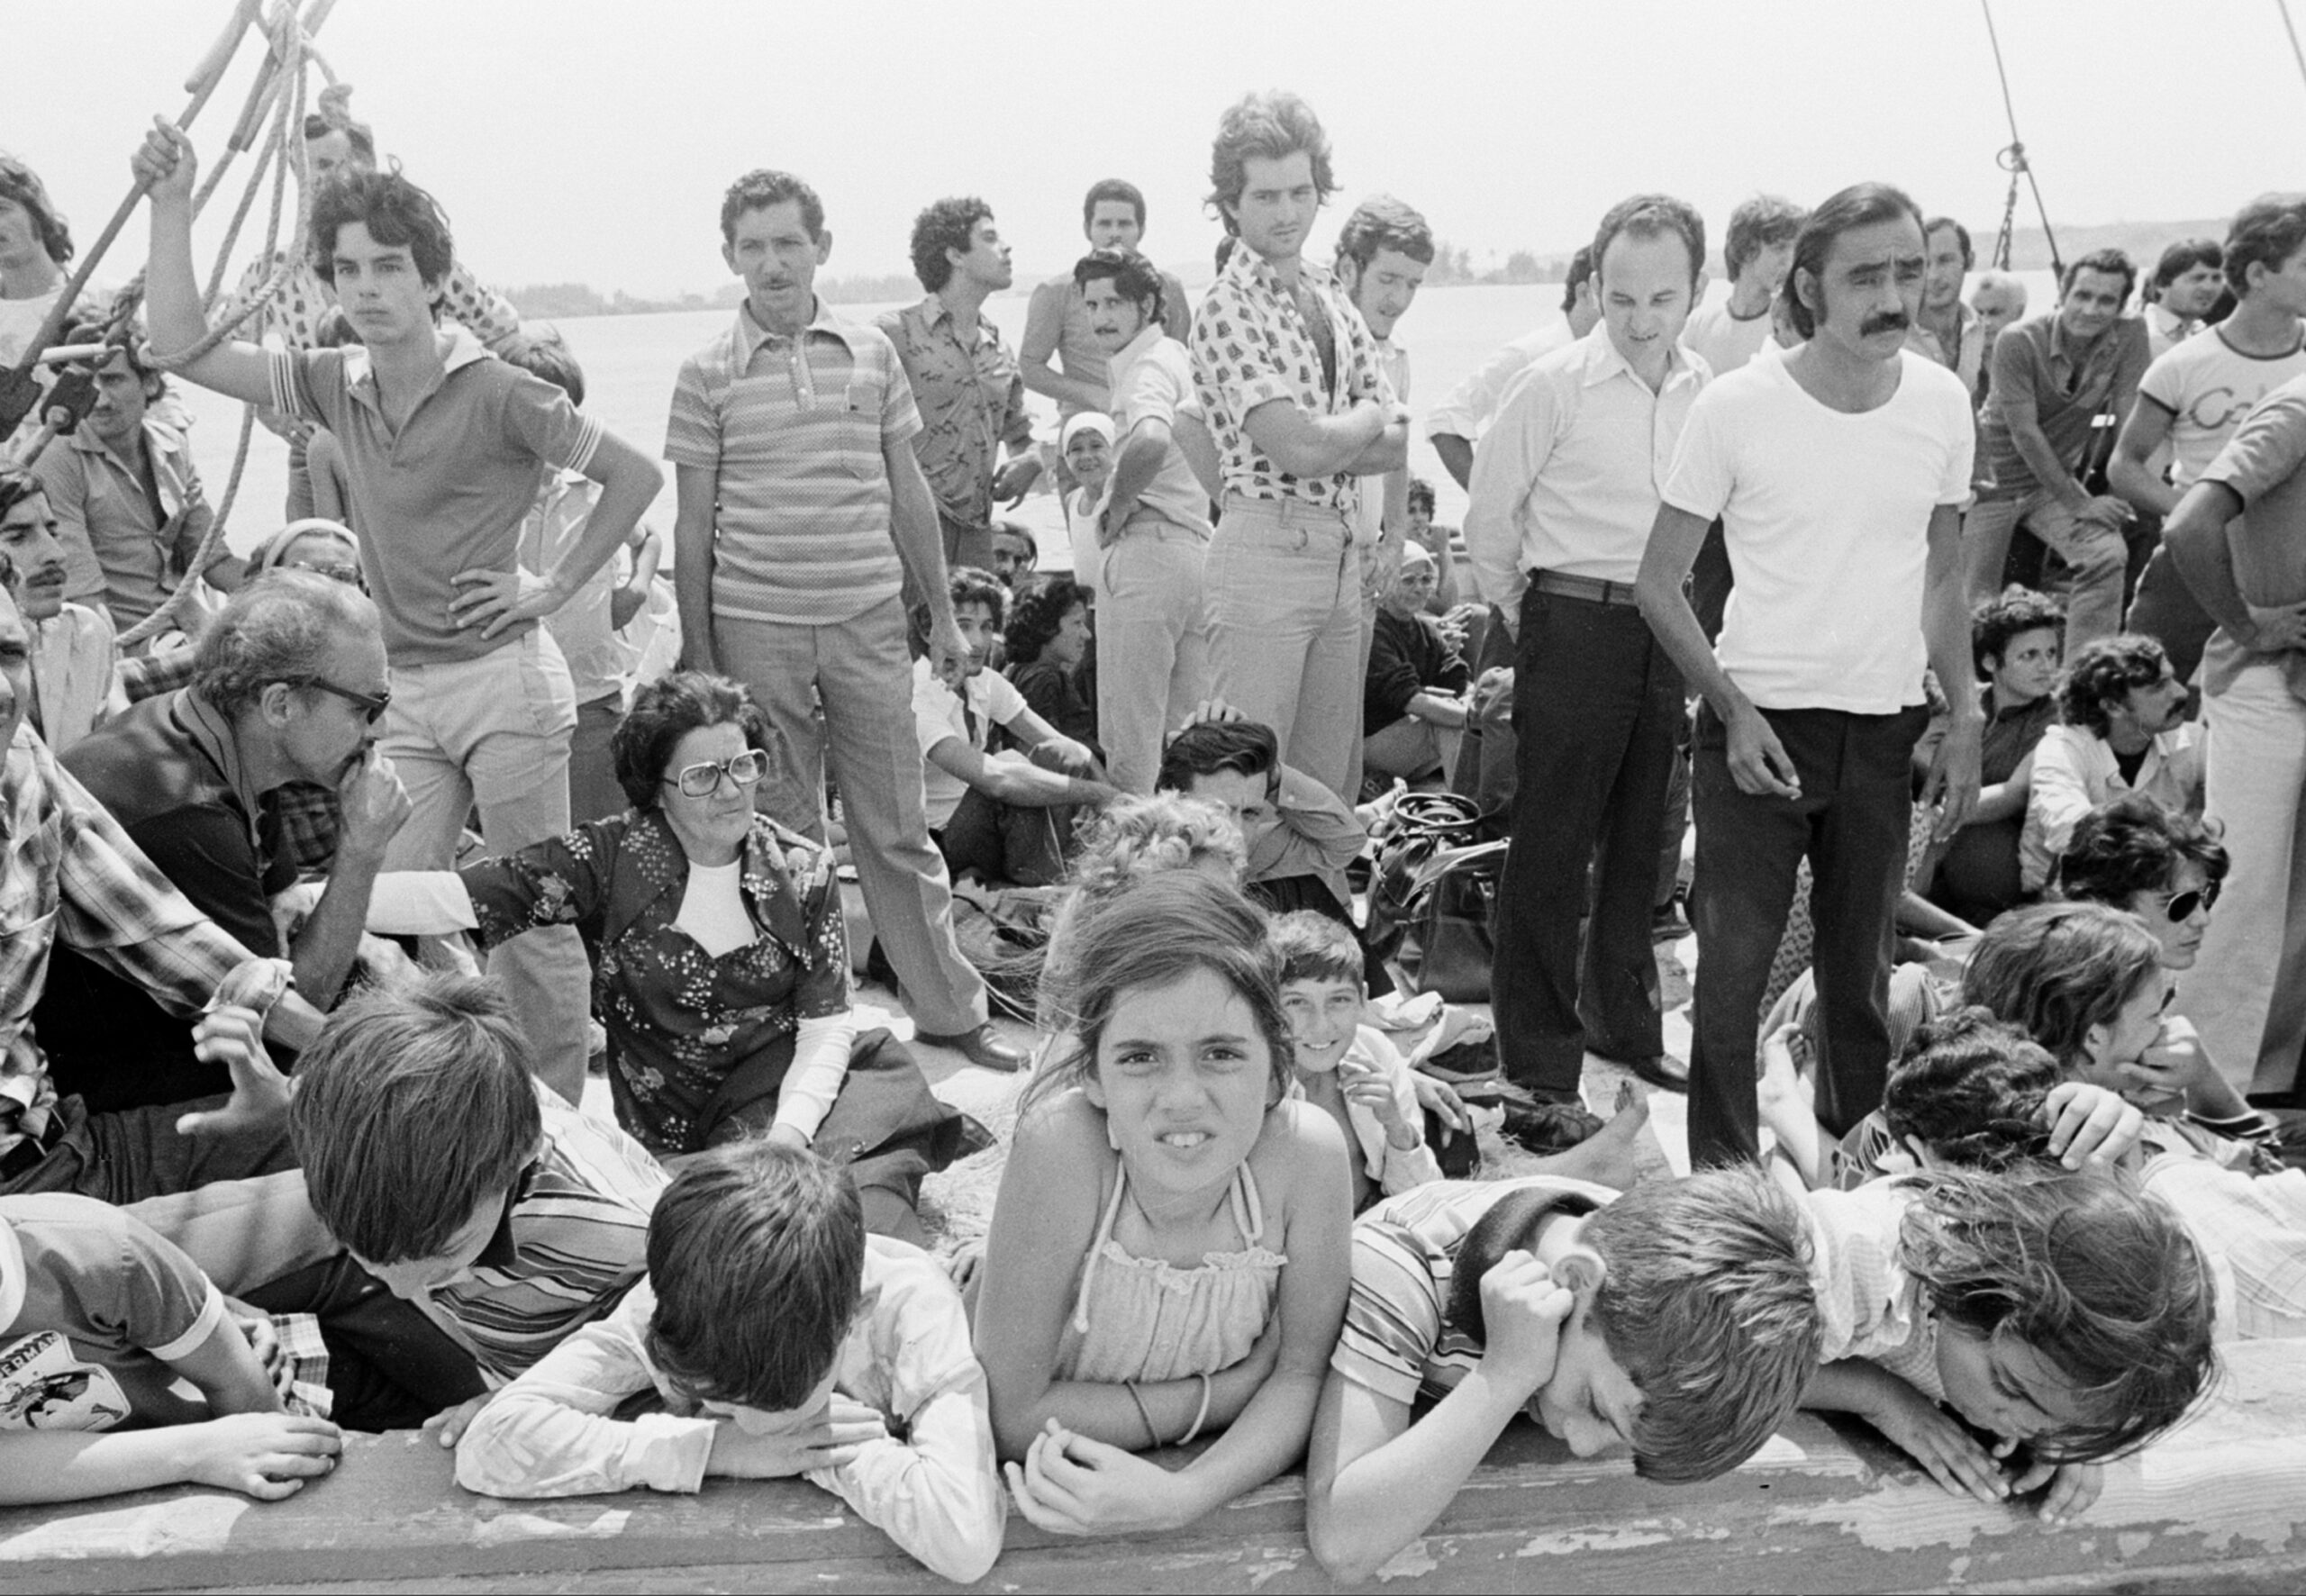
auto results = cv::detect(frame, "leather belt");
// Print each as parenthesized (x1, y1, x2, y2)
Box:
(1529, 568, 1640, 608)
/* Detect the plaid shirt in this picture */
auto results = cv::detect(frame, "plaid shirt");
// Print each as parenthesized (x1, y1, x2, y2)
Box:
(875, 297, 1033, 532)
(0, 724, 268, 1162)
(1190, 248, 1385, 512)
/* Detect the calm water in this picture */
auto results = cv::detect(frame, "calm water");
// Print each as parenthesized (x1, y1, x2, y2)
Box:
(173, 272, 2058, 567)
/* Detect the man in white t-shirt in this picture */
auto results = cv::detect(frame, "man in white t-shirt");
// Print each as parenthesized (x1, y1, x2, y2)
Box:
(1635, 183, 1983, 1166)
(2114, 198, 2306, 687)
(1684, 195, 1804, 379)
(1425, 248, 1598, 493)
(912, 567, 1115, 886)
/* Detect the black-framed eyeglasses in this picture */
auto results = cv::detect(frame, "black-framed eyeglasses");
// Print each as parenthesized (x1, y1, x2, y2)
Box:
(304, 678, 391, 724)
(664, 748, 768, 798)
(2165, 880, 2222, 922)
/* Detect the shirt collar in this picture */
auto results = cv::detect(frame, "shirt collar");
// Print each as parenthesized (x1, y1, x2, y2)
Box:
(630, 806, 813, 952)
(1575, 322, 1699, 391)
(176, 688, 271, 849)
(1109, 322, 1167, 380)
(342, 325, 494, 409)
(1222, 245, 1339, 304)
(734, 295, 853, 365)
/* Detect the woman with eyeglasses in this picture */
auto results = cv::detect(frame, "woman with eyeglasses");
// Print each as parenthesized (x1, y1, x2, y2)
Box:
(252, 519, 366, 592)
(374, 672, 985, 1241)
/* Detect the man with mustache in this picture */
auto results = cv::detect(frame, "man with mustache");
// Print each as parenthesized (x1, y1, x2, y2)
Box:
(33, 571, 410, 1117)
(1636, 183, 1984, 1166)
(1190, 91, 1409, 804)
(1965, 250, 2150, 650)
(0, 470, 119, 755)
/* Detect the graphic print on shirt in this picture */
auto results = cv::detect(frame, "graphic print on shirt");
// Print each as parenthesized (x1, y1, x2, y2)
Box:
(0, 1330, 130, 1431)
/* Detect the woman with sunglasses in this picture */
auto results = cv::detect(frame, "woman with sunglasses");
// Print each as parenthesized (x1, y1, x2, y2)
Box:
(376, 672, 983, 1242)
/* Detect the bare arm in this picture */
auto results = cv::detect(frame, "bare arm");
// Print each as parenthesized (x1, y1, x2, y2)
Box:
(0, 1415, 340, 1505)
(285, 749, 410, 1008)
(1239, 396, 1391, 480)
(168, 1310, 284, 1417)
(135, 122, 274, 405)
(923, 737, 1116, 810)
(2109, 401, 2179, 518)
(2164, 478, 2261, 639)
(611, 525, 664, 632)
(1917, 503, 1984, 839)
(885, 439, 963, 661)
(1431, 432, 1475, 493)
(1103, 422, 1171, 528)
(672, 464, 717, 670)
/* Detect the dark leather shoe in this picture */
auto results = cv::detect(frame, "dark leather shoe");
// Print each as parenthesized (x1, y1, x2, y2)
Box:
(918, 1023, 1027, 1073)
(1594, 1051, 1690, 1093)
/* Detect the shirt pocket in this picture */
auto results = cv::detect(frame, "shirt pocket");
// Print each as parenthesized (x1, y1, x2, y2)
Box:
(842, 383, 885, 481)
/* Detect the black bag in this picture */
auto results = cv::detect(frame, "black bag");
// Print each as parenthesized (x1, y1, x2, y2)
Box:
(1366, 792, 1483, 967)
(1393, 839, 1507, 1002)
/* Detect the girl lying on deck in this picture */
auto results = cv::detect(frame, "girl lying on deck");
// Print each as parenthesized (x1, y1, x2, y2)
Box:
(971, 870, 1353, 1537)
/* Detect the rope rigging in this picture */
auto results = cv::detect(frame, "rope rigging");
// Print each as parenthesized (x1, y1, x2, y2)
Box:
(1980, 0, 2062, 280)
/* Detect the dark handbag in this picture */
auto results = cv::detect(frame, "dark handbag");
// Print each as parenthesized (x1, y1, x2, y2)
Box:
(1393, 838, 1508, 1002)
(1366, 792, 1484, 967)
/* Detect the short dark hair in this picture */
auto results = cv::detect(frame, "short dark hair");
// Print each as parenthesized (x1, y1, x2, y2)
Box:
(1073, 247, 1167, 329)
(2224, 195, 2306, 296)
(309, 168, 455, 296)
(302, 111, 377, 166)
(194, 568, 376, 720)
(2057, 633, 2170, 738)
(1270, 908, 1363, 987)
(909, 195, 993, 294)
(991, 521, 1038, 562)
(1406, 476, 1436, 517)
(0, 152, 73, 264)
(0, 467, 45, 524)
(1962, 902, 2165, 1067)
(1901, 1166, 2216, 1465)
(1923, 215, 1975, 270)
(1452, 1169, 1819, 1483)
(2152, 237, 2222, 295)
(1207, 91, 1336, 236)
(1724, 195, 1807, 280)
(2057, 793, 2229, 906)
(1783, 182, 1926, 340)
(289, 973, 541, 1265)
(612, 671, 773, 812)
(2061, 247, 2138, 304)
(1593, 194, 1706, 289)
(1083, 178, 1146, 232)
(1157, 719, 1279, 795)
(1882, 1006, 2065, 1170)
(645, 1140, 865, 1412)
(502, 323, 585, 406)
(1003, 576, 1086, 667)
(721, 169, 824, 245)
(1561, 245, 1593, 315)
(1335, 195, 1435, 272)
(945, 565, 1008, 630)
(62, 308, 164, 399)
(1971, 585, 2065, 675)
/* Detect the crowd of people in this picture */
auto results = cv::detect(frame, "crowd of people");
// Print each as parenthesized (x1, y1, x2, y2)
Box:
(0, 77, 2300, 1582)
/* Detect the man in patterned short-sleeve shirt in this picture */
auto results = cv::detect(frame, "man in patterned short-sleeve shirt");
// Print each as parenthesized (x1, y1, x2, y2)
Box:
(1191, 92, 1408, 803)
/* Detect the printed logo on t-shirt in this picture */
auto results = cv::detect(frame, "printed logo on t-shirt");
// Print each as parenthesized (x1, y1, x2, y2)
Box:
(0, 1330, 131, 1431)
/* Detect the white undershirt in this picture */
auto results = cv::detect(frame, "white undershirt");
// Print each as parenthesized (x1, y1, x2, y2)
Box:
(674, 858, 752, 957)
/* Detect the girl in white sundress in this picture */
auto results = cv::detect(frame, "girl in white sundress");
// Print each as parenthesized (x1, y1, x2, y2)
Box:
(973, 869, 1352, 1537)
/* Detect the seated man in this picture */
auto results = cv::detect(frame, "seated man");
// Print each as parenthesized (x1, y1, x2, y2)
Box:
(1157, 716, 1366, 925)
(1362, 545, 1469, 788)
(988, 521, 1038, 593)
(915, 567, 1114, 887)
(0, 575, 324, 1202)
(1928, 585, 2064, 926)
(2020, 633, 2202, 893)
(37, 572, 406, 1118)
(0, 467, 121, 755)
(33, 320, 246, 639)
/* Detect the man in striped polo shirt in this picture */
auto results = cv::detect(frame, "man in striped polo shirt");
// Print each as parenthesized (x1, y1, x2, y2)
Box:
(667, 170, 1022, 1073)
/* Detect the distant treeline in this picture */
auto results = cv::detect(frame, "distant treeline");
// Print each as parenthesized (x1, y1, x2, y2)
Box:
(504, 272, 924, 320)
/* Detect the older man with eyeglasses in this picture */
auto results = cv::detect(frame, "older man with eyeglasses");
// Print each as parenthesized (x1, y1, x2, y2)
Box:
(34, 570, 409, 1119)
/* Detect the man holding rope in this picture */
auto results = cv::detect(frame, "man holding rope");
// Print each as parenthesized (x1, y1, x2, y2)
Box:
(131, 119, 664, 1104)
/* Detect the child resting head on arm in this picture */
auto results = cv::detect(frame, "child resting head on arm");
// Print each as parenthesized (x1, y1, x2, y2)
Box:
(976, 869, 1355, 1538)
(1804, 1164, 2216, 1528)
(1305, 1166, 1819, 1582)
(456, 1140, 1003, 1584)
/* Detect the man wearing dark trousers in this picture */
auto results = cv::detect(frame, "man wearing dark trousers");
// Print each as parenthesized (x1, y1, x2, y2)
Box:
(1466, 195, 1710, 1102)
(1637, 184, 1982, 1165)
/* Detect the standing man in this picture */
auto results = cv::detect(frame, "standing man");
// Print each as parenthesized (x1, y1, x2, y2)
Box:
(1427, 248, 1598, 492)
(1191, 91, 1408, 803)
(135, 122, 661, 1106)
(1966, 249, 2150, 648)
(1908, 216, 1985, 394)
(1021, 179, 1191, 419)
(1078, 247, 1212, 794)
(876, 198, 1040, 577)
(1336, 195, 1434, 798)
(1636, 183, 1982, 1166)
(1684, 195, 1803, 377)
(667, 169, 1022, 1073)
(2162, 204, 2306, 1099)
(1467, 194, 1711, 1102)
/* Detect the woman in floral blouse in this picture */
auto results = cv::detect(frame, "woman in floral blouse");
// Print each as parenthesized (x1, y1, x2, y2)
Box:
(421, 672, 984, 1242)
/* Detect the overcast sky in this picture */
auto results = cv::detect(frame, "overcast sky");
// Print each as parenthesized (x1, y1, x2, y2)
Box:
(19, 0, 2306, 297)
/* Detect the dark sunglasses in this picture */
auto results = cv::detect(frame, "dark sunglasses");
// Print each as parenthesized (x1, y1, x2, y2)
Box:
(305, 678, 391, 724)
(2164, 880, 2222, 922)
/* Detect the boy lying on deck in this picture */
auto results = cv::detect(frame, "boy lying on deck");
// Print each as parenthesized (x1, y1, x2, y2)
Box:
(1303, 1167, 1820, 1582)
(456, 1140, 1004, 1587)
